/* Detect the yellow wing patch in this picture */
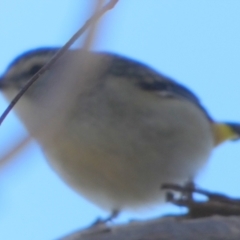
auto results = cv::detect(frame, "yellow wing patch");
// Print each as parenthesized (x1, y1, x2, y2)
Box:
(213, 123, 240, 146)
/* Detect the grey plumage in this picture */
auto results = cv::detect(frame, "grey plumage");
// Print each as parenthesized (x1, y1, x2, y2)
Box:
(0, 48, 214, 212)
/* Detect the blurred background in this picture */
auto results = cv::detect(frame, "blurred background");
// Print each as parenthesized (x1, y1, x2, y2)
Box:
(0, 1, 240, 239)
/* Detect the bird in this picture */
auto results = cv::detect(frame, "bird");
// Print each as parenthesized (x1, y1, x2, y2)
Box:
(0, 47, 239, 217)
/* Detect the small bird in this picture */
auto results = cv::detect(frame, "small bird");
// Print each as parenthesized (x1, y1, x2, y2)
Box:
(0, 48, 239, 216)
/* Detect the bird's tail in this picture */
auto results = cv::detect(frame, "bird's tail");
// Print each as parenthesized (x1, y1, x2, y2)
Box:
(213, 122, 240, 146)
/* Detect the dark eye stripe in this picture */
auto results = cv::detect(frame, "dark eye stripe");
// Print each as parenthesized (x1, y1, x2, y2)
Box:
(7, 48, 58, 70)
(28, 64, 43, 76)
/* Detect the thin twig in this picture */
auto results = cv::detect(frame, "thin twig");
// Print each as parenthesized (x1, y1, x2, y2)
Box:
(0, 0, 118, 125)
(82, 0, 105, 50)
(0, 136, 31, 171)
(162, 183, 240, 218)
(162, 183, 240, 204)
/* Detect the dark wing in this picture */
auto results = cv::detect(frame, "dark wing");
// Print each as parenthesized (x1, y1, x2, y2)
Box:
(99, 52, 211, 120)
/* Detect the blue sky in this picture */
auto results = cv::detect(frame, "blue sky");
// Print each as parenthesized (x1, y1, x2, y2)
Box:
(1, 1, 240, 239)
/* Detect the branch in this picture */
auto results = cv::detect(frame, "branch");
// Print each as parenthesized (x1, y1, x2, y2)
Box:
(60, 184, 240, 239)
(60, 216, 240, 240)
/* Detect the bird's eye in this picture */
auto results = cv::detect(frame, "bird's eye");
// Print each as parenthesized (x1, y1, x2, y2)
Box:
(28, 64, 43, 76)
